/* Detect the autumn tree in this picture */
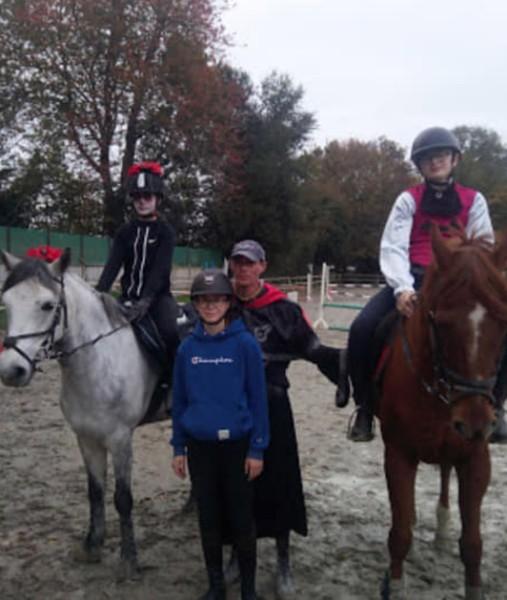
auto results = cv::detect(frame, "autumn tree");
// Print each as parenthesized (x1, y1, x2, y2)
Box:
(0, 0, 237, 234)
(453, 126, 507, 229)
(296, 138, 415, 271)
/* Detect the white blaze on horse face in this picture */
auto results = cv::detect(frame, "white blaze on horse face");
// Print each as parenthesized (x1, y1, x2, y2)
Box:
(468, 303, 487, 365)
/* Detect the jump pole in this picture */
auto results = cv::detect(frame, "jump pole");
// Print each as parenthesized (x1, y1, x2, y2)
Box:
(313, 263, 329, 329)
(313, 262, 365, 331)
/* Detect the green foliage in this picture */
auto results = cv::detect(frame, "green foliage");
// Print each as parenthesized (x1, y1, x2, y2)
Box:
(293, 137, 415, 272)
(204, 71, 316, 270)
(0, 0, 236, 234)
(453, 126, 507, 230)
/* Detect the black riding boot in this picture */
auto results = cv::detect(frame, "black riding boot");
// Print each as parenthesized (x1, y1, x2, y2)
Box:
(199, 531, 226, 600)
(236, 533, 257, 600)
(348, 406, 374, 442)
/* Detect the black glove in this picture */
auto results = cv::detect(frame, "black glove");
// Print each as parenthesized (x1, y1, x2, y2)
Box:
(125, 297, 152, 322)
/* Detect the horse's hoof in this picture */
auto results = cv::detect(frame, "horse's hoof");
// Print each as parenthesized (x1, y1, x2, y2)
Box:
(180, 493, 196, 515)
(71, 541, 102, 563)
(380, 571, 407, 600)
(275, 571, 295, 599)
(434, 533, 454, 554)
(116, 560, 142, 582)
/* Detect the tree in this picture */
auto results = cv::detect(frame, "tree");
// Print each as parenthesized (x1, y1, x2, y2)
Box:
(1, 0, 235, 234)
(296, 138, 415, 271)
(204, 71, 316, 269)
(453, 126, 507, 230)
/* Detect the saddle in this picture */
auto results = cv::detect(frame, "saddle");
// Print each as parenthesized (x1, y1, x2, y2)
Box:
(133, 305, 198, 425)
(100, 294, 173, 425)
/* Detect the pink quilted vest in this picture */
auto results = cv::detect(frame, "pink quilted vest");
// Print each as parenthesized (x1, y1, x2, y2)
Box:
(408, 183, 476, 266)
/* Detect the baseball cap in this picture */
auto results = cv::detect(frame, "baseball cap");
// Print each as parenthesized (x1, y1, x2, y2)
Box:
(230, 239, 266, 262)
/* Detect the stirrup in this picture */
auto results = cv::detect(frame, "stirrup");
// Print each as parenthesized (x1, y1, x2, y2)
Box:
(347, 407, 375, 442)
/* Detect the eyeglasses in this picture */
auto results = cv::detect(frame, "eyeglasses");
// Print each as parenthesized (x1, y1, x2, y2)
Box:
(193, 296, 230, 307)
(419, 149, 453, 164)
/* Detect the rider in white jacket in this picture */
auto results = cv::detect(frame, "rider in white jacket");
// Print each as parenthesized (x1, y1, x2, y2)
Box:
(346, 126, 507, 443)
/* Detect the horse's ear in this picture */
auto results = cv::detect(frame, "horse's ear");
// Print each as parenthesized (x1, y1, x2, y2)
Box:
(1, 251, 21, 272)
(493, 229, 507, 270)
(431, 224, 453, 271)
(49, 248, 71, 276)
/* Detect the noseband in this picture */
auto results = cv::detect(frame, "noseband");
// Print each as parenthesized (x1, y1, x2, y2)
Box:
(401, 310, 496, 406)
(3, 274, 128, 371)
(2, 274, 68, 372)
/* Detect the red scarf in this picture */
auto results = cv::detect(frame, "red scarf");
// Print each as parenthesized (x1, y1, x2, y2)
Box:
(244, 283, 286, 309)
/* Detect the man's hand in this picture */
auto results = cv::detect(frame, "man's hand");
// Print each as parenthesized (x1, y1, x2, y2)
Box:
(172, 455, 187, 479)
(245, 457, 263, 481)
(396, 290, 417, 318)
(125, 297, 152, 322)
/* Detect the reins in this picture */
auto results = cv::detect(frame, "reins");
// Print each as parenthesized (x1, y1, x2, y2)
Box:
(3, 274, 128, 370)
(400, 310, 496, 406)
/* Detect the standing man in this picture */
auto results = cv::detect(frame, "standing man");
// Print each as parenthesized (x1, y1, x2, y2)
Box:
(228, 239, 348, 596)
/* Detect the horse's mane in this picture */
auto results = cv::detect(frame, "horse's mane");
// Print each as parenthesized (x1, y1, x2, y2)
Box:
(63, 272, 128, 328)
(99, 292, 128, 328)
(421, 235, 507, 321)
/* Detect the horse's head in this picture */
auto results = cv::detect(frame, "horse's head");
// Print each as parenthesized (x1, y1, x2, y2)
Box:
(418, 227, 507, 441)
(0, 249, 71, 386)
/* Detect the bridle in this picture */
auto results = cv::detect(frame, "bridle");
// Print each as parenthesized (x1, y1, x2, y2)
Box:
(2, 274, 127, 372)
(400, 309, 496, 406)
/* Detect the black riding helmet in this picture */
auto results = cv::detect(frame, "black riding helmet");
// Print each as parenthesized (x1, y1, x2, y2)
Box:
(410, 127, 461, 166)
(190, 269, 233, 299)
(126, 162, 165, 198)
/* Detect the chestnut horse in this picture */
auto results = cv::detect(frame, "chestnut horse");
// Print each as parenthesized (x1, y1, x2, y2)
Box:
(379, 229, 507, 600)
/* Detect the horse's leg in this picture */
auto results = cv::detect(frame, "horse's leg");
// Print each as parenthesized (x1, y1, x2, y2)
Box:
(74, 435, 107, 563)
(180, 484, 197, 514)
(110, 431, 140, 581)
(224, 545, 240, 584)
(275, 531, 295, 598)
(382, 444, 418, 600)
(455, 447, 490, 600)
(435, 463, 453, 549)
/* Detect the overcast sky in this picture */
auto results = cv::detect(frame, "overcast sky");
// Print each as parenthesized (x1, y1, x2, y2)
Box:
(222, 0, 507, 156)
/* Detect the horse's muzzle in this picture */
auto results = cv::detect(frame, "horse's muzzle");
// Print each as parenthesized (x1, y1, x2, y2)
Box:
(0, 352, 34, 387)
(451, 397, 496, 442)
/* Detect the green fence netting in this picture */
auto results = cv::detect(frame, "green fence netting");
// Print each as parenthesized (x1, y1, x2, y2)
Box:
(0, 226, 221, 268)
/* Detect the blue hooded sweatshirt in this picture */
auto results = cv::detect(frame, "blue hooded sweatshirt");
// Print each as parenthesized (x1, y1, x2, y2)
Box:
(171, 317, 269, 460)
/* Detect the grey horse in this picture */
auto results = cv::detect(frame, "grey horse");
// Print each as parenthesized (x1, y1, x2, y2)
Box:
(0, 249, 160, 580)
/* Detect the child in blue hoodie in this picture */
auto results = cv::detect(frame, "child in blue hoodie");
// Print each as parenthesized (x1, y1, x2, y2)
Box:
(171, 269, 269, 600)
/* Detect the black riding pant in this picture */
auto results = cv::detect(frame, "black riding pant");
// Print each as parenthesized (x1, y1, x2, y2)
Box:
(348, 286, 396, 408)
(148, 293, 180, 357)
(187, 438, 255, 540)
(348, 268, 424, 408)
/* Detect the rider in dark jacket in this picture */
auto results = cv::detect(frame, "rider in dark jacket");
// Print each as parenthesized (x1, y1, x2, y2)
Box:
(96, 161, 180, 371)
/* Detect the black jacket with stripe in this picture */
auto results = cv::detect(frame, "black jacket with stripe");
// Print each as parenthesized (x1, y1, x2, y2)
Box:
(96, 219, 175, 300)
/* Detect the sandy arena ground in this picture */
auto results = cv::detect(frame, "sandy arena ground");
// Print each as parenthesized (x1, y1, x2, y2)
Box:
(1, 298, 507, 600)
